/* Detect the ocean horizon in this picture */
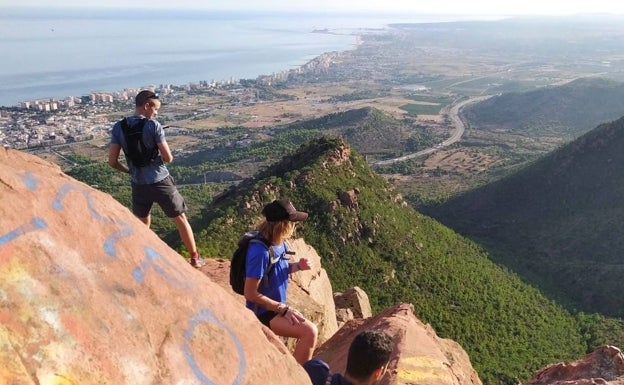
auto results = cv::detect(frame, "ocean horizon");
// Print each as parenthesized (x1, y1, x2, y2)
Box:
(0, 7, 505, 107)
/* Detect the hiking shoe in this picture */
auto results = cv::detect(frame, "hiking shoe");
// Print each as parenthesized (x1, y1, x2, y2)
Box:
(190, 255, 206, 268)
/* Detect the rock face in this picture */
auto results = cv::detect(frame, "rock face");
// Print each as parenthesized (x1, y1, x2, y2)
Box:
(287, 238, 339, 344)
(334, 286, 372, 320)
(0, 148, 311, 385)
(312, 303, 482, 385)
(526, 345, 624, 385)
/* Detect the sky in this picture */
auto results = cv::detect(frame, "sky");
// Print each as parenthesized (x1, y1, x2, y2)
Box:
(3, 0, 624, 16)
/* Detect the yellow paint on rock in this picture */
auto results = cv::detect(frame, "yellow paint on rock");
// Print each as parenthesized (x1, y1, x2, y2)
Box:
(397, 356, 452, 383)
(40, 373, 76, 385)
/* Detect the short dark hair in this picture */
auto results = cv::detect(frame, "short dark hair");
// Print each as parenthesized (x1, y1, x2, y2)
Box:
(135, 90, 159, 107)
(346, 330, 393, 380)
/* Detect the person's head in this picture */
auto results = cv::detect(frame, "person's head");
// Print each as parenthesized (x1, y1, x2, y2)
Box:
(345, 330, 393, 385)
(257, 199, 307, 244)
(135, 90, 161, 119)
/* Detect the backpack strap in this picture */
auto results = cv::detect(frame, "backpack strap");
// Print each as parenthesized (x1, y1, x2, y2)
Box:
(249, 237, 277, 289)
(120, 117, 147, 132)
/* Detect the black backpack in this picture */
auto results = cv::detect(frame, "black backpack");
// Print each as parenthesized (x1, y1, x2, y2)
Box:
(229, 231, 278, 295)
(120, 118, 160, 167)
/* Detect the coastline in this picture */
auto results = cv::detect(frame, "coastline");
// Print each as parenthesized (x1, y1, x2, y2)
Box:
(0, 34, 360, 109)
(0, 12, 371, 107)
(0, 9, 506, 108)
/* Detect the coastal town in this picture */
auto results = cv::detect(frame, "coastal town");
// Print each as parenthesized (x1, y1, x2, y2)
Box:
(0, 51, 342, 151)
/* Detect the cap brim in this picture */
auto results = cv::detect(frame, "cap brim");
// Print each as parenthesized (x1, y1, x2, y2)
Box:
(289, 211, 308, 222)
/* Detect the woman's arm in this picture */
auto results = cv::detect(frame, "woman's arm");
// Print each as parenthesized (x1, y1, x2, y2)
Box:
(289, 258, 312, 274)
(243, 277, 287, 314)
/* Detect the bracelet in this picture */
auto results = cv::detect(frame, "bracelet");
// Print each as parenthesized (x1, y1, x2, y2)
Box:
(280, 305, 290, 317)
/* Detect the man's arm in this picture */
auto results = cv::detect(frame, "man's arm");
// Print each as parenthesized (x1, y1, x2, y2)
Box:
(108, 143, 129, 173)
(157, 140, 173, 163)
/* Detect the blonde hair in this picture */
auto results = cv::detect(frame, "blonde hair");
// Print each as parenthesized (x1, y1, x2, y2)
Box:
(257, 219, 296, 244)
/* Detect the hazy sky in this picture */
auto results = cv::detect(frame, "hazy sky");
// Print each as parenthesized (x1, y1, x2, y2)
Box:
(3, 0, 624, 15)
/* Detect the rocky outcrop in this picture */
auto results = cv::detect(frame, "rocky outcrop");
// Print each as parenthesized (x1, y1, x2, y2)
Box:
(287, 238, 339, 343)
(0, 148, 311, 384)
(526, 346, 624, 385)
(312, 303, 483, 385)
(323, 144, 351, 167)
(334, 286, 372, 320)
(338, 189, 359, 208)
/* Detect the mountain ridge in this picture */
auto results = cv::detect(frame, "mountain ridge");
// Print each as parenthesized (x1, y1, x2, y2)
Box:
(424, 115, 624, 317)
(463, 78, 624, 139)
(194, 136, 586, 385)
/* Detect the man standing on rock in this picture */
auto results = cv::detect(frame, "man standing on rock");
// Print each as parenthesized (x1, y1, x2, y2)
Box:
(108, 90, 205, 268)
(303, 330, 393, 385)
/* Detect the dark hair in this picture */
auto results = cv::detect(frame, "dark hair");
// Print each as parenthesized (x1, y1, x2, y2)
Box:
(346, 331, 393, 380)
(135, 90, 159, 107)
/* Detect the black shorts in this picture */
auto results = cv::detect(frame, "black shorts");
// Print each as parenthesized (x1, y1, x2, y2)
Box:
(257, 311, 278, 327)
(131, 175, 187, 218)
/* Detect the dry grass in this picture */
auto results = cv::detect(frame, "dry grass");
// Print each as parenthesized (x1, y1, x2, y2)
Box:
(424, 149, 504, 174)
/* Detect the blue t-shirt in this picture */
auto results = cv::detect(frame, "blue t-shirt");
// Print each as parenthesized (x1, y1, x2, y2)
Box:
(303, 359, 352, 385)
(245, 241, 290, 316)
(110, 115, 169, 185)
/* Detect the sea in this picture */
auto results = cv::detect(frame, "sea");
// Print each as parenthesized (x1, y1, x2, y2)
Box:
(0, 7, 503, 107)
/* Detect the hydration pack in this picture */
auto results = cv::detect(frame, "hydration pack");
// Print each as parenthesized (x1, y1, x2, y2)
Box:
(120, 118, 160, 167)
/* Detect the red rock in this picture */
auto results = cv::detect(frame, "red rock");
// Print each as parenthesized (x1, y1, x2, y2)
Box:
(527, 346, 624, 385)
(0, 148, 311, 385)
(313, 303, 482, 385)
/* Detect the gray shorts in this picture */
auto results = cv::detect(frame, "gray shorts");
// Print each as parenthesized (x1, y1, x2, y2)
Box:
(131, 175, 187, 218)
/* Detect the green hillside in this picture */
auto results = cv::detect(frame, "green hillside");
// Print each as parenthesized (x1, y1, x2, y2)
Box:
(463, 78, 624, 138)
(164, 107, 432, 184)
(424, 116, 624, 317)
(195, 137, 585, 385)
(283, 106, 434, 158)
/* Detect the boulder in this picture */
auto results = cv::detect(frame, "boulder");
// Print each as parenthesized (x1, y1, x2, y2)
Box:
(526, 345, 624, 385)
(334, 286, 372, 319)
(313, 303, 482, 385)
(287, 238, 338, 344)
(335, 308, 354, 329)
(0, 148, 311, 385)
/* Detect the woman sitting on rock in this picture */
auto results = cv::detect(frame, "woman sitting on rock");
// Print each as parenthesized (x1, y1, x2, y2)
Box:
(244, 199, 318, 365)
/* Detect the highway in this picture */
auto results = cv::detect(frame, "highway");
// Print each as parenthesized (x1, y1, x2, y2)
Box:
(372, 95, 491, 166)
